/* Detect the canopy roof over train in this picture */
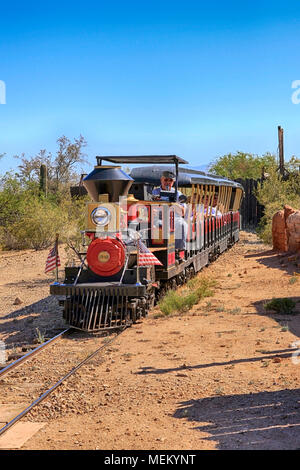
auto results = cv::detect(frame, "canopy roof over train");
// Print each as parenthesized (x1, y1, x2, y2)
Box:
(95, 155, 188, 165)
(130, 165, 243, 189)
(95, 155, 243, 189)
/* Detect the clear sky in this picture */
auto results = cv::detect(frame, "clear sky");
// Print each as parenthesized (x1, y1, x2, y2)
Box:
(1, 0, 300, 174)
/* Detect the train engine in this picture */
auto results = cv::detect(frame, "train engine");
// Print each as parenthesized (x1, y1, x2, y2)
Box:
(50, 155, 243, 332)
(51, 157, 161, 331)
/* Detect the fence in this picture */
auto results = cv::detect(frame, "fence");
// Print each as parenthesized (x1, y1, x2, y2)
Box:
(236, 178, 264, 229)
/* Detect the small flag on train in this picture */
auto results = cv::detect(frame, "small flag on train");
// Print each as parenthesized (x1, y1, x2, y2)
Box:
(138, 240, 162, 266)
(45, 238, 61, 273)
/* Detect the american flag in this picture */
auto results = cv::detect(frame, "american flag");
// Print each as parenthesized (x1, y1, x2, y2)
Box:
(45, 241, 61, 273)
(138, 240, 162, 266)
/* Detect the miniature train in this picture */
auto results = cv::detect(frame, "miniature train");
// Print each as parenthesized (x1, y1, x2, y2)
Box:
(50, 155, 243, 331)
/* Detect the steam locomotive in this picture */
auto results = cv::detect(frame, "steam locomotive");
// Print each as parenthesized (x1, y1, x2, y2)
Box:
(50, 155, 243, 332)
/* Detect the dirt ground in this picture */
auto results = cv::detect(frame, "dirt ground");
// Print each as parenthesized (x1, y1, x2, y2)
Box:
(0, 231, 300, 450)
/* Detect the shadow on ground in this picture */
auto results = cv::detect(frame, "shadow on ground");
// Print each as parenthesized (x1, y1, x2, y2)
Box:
(3, 278, 52, 289)
(174, 388, 300, 449)
(0, 296, 65, 349)
(253, 297, 300, 339)
(136, 346, 297, 376)
(239, 238, 300, 339)
(239, 229, 265, 245)
(245, 247, 300, 277)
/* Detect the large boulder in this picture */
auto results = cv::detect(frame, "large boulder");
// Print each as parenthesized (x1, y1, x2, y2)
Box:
(284, 204, 296, 221)
(272, 210, 288, 251)
(286, 208, 300, 252)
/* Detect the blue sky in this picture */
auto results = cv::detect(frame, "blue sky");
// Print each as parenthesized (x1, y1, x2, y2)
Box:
(1, 0, 300, 174)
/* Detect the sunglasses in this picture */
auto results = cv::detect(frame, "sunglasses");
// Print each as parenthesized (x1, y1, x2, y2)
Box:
(163, 178, 174, 183)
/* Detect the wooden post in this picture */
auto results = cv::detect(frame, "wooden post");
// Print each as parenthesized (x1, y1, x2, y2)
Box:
(278, 126, 284, 176)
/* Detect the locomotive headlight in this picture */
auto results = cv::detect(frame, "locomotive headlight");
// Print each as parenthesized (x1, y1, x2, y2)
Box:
(91, 207, 112, 226)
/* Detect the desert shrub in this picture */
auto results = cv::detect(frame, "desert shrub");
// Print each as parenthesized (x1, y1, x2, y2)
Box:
(0, 172, 88, 250)
(0, 134, 89, 250)
(208, 151, 300, 244)
(264, 298, 296, 315)
(256, 167, 300, 244)
(5, 196, 87, 250)
(1, 196, 66, 250)
(0, 173, 26, 227)
(158, 277, 216, 316)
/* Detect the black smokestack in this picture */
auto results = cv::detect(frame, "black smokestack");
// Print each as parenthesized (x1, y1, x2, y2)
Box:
(83, 165, 133, 202)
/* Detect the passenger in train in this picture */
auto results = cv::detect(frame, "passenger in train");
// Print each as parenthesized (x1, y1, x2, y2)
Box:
(211, 193, 222, 216)
(203, 193, 222, 216)
(152, 171, 188, 254)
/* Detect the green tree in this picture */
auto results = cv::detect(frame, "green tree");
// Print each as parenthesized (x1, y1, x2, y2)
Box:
(208, 151, 277, 180)
(256, 166, 300, 244)
(14, 149, 52, 184)
(14, 135, 87, 194)
(53, 135, 87, 190)
(0, 136, 89, 251)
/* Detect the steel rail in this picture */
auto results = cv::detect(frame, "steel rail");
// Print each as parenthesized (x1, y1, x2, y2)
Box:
(0, 327, 126, 438)
(0, 328, 71, 379)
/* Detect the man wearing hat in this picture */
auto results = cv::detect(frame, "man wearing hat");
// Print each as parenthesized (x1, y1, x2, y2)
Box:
(152, 170, 187, 254)
(152, 170, 183, 201)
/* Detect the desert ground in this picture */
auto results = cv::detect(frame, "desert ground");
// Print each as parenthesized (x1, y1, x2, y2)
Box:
(0, 231, 299, 450)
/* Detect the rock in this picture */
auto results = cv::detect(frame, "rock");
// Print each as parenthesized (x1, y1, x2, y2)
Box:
(273, 357, 281, 363)
(285, 208, 300, 252)
(272, 210, 288, 252)
(13, 297, 23, 305)
(284, 205, 296, 220)
(8, 352, 24, 360)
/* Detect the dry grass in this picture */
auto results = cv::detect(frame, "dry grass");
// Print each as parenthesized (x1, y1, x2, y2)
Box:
(157, 277, 216, 317)
(264, 298, 296, 315)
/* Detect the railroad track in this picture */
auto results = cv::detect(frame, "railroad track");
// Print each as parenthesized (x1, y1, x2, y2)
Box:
(0, 328, 71, 379)
(0, 326, 126, 439)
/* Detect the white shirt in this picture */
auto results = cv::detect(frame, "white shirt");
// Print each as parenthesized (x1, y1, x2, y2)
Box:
(152, 186, 184, 202)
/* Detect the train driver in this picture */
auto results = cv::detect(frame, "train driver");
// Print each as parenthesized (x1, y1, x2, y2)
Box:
(152, 171, 183, 201)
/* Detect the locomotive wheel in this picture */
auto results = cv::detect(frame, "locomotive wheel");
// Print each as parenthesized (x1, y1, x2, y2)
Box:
(157, 283, 167, 302)
(146, 293, 155, 313)
(129, 300, 138, 324)
(185, 267, 192, 282)
(189, 265, 195, 278)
